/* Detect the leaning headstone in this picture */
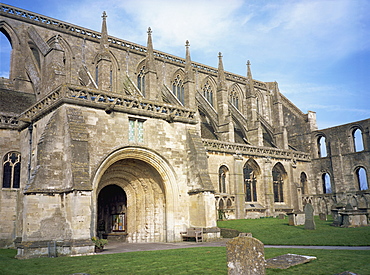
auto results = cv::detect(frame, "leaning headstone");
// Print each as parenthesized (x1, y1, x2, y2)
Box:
(304, 203, 316, 230)
(226, 236, 265, 275)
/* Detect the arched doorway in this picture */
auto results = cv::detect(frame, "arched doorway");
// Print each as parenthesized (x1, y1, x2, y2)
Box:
(96, 158, 166, 243)
(97, 185, 127, 238)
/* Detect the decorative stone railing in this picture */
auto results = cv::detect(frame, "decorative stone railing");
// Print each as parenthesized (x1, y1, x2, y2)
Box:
(19, 84, 197, 125)
(0, 4, 254, 86)
(0, 114, 19, 128)
(202, 139, 311, 161)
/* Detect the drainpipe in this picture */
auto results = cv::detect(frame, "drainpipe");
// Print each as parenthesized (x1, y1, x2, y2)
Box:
(27, 123, 33, 185)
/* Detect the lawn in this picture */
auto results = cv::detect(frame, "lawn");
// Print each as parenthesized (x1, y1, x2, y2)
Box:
(1, 216, 369, 274)
(217, 216, 370, 246)
(0, 247, 369, 274)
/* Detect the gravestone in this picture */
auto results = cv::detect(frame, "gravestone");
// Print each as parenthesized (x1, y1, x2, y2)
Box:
(278, 214, 285, 219)
(304, 203, 316, 230)
(319, 213, 327, 221)
(265, 253, 316, 269)
(226, 236, 265, 275)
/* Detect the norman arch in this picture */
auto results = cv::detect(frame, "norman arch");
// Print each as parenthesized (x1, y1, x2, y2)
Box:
(92, 147, 179, 243)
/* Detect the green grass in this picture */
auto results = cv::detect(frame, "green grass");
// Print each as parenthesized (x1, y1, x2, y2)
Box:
(217, 216, 370, 246)
(1, 217, 369, 274)
(1, 247, 369, 274)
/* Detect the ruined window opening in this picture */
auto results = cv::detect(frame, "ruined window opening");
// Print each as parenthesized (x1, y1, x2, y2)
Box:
(322, 173, 332, 194)
(218, 165, 228, 193)
(129, 118, 144, 143)
(353, 128, 364, 152)
(300, 172, 308, 194)
(356, 167, 368, 191)
(137, 66, 145, 96)
(244, 164, 257, 202)
(202, 81, 213, 106)
(0, 31, 11, 78)
(172, 74, 184, 105)
(318, 136, 327, 158)
(2, 152, 21, 188)
(272, 167, 284, 202)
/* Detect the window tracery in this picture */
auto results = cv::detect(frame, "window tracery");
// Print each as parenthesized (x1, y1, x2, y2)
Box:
(137, 66, 145, 96)
(2, 152, 21, 188)
(202, 80, 213, 106)
(230, 87, 239, 109)
(172, 74, 184, 105)
(244, 163, 257, 202)
(272, 165, 284, 202)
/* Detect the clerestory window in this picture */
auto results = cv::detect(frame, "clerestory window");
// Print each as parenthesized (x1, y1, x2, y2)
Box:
(2, 152, 21, 188)
(0, 31, 11, 78)
(353, 128, 364, 152)
(202, 81, 213, 106)
(172, 74, 184, 105)
(318, 136, 327, 158)
(230, 88, 239, 109)
(137, 66, 145, 96)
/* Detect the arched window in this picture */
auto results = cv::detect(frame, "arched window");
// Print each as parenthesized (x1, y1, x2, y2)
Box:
(29, 43, 41, 70)
(353, 128, 364, 152)
(272, 165, 284, 202)
(230, 87, 239, 109)
(322, 173, 332, 194)
(137, 66, 145, 96)
(300, 172, 308, 194)
(318, 136, 327, 158)
(2, 152, 21, 188)
(172, 74, 184, 105)
(244, 163, 257, 202)
(0, 31, 11, 78)
(218, 165, 228, 193)
(356, 167, 368, 191)
(202, 80, 213, 106)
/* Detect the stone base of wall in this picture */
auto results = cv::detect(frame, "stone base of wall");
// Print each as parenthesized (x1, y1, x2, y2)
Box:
(15, 239, 94, 259)
(0, 238, 15, 248)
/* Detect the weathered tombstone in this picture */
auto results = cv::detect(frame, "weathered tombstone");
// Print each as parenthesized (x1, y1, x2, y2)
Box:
(278, 214, 285, 219)
(304, 203, 315, 230)
(319, 213, 327, 221)
(226, 236, 265, 275)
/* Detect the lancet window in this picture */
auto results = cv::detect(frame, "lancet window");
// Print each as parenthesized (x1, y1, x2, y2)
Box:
(322, 173, 332, 194)
(218, 165, 228, 193)
(300, 172, 308, 194)
(244, 163, 257, 202)
(0, 32, 11, 78)
(137, 66, 145, 96)
(2, 152, 21, 188)
(202, 81, 213, 106)
(356, 167, 368, 191)
(172, 74, 184, 105)
(353, 128, 364, 152)
(272, 166, 284, 202)
(317, 136, 327, 158)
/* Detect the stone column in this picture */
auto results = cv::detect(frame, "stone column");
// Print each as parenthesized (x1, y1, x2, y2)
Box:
(233, 154, 245, 219)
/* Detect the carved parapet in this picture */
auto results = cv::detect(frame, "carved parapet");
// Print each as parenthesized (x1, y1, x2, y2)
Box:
(202, 139, 311, 161)
(19, 84, 197, 127)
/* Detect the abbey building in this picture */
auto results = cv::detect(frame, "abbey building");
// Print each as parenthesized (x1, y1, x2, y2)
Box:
(0, 4, 369, 258)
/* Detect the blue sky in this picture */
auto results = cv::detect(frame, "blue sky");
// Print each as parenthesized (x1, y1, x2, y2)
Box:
(1, 0, 369, 129)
